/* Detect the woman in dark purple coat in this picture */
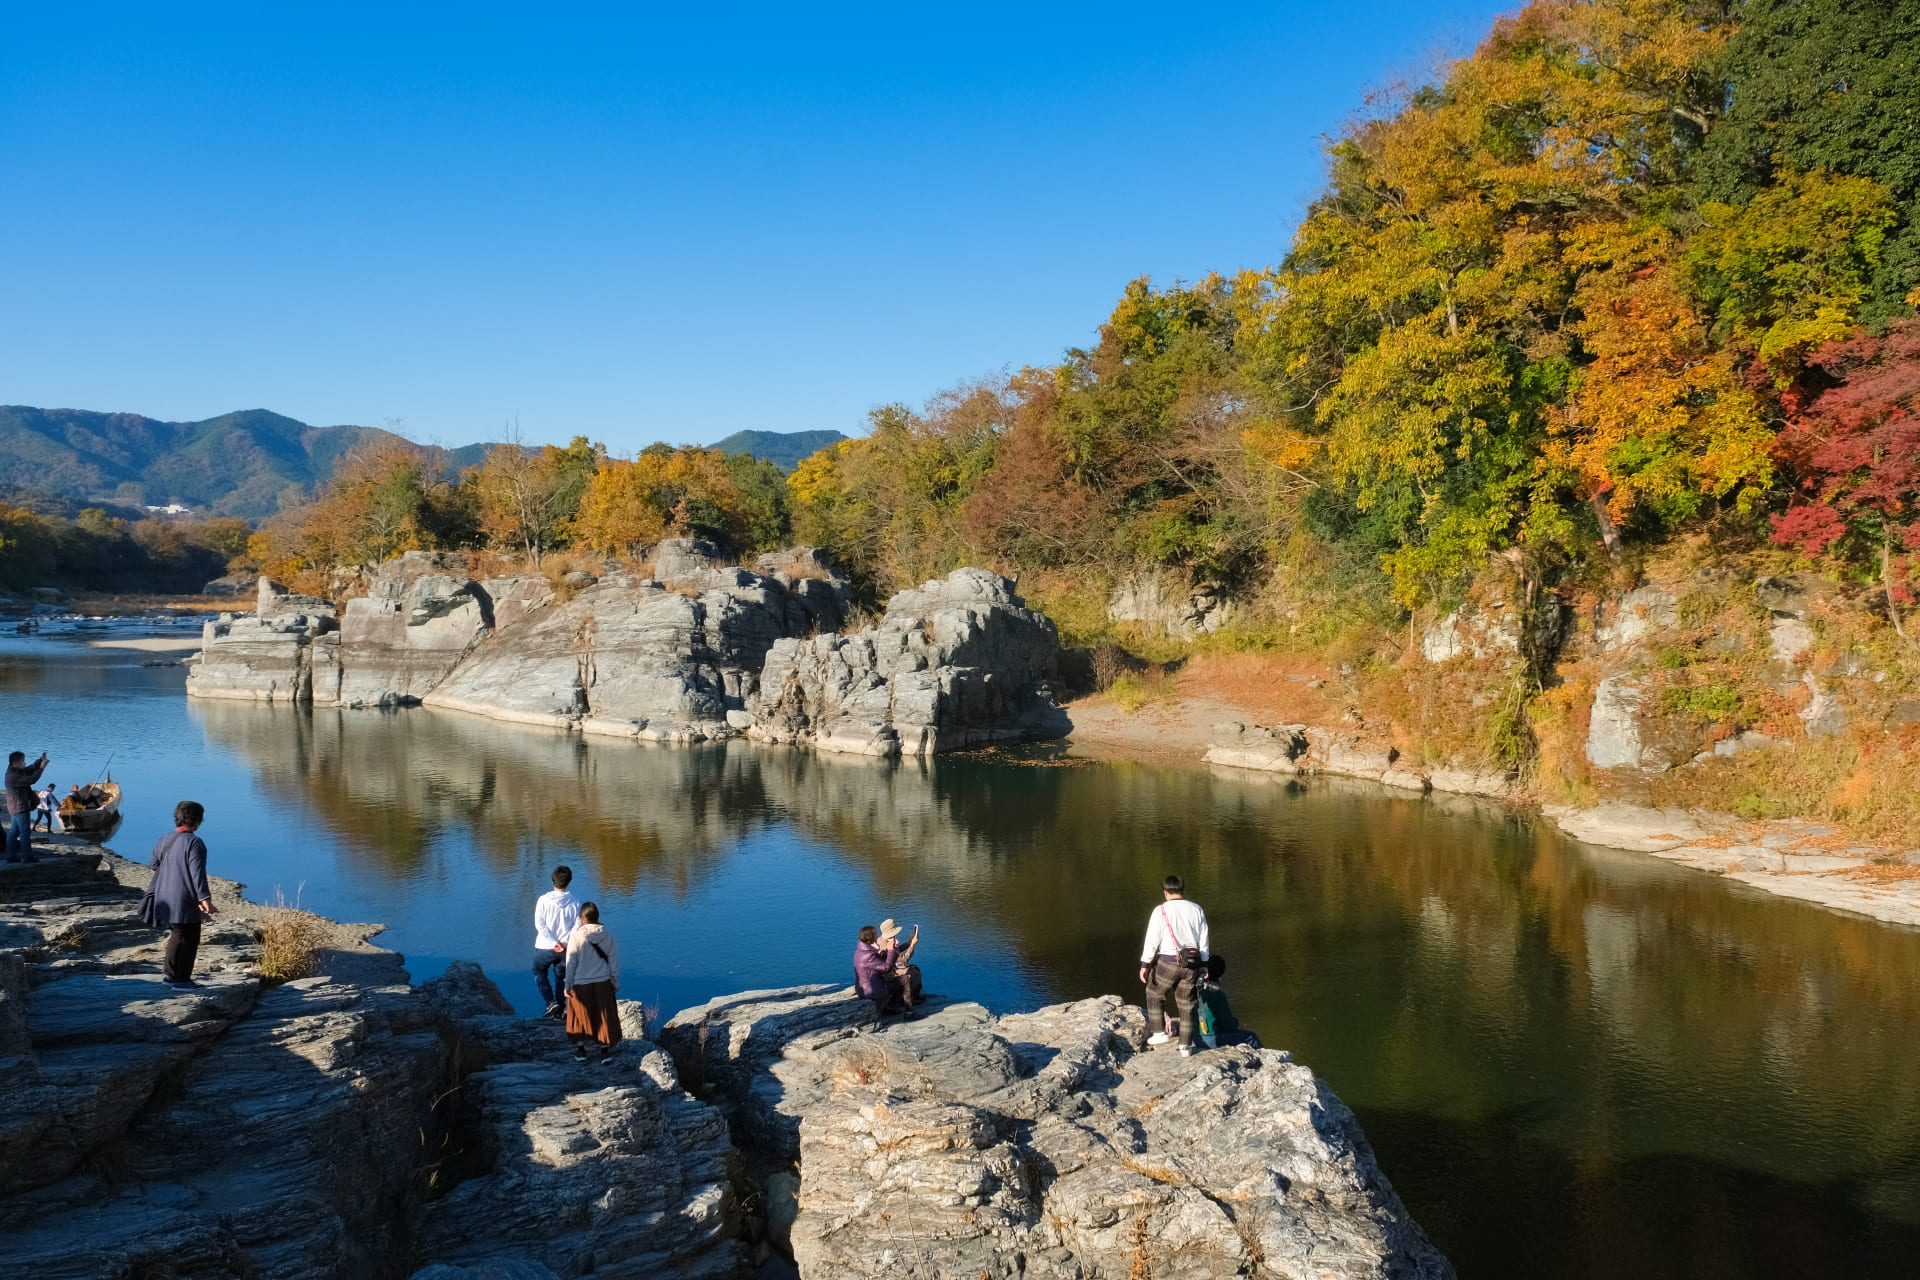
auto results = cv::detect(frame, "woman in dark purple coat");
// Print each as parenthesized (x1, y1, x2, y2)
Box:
(144, 801, 216, 989)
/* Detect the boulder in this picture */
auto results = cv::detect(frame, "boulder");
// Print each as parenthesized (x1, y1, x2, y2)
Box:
(1769, 616, 1815, 664)
(750, 568, 1069, 756)
(661, 987, 1453, 1280)
(1203, 722, 1307, 773)
(1584, 674, 1701, 772)
(335, 552, 493, 708)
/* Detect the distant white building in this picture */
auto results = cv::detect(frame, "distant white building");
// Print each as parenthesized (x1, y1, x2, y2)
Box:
(145, 503, 193, 516)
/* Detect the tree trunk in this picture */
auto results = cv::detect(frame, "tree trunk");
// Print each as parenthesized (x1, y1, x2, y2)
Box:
(1590, 488, 1622, 559)
(1885, 537, 1907, 641)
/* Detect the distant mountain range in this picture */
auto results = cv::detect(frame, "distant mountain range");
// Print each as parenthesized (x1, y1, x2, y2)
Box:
(709, 429, 847, 471)
(0, 406, 848, 520)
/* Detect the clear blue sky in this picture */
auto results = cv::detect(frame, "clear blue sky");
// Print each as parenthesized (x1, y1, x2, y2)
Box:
(2, 2, 1512, 454)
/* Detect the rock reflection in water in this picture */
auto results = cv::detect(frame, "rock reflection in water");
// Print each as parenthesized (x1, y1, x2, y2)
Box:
(187, 699, 1920, 1280)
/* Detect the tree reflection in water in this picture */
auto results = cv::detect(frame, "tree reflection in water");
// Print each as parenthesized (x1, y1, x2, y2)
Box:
(191, 700, 1920, 1280)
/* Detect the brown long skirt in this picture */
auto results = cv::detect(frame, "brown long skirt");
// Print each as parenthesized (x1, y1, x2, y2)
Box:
(565, 980, 623, 1047)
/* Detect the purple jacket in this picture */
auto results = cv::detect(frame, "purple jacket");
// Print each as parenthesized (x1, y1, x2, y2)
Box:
(146, 829, 211, 927)
(853, 942, 891, 1000)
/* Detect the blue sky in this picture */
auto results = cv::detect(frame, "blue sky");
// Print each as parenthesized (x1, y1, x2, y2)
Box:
(1, 2, 1513, 454)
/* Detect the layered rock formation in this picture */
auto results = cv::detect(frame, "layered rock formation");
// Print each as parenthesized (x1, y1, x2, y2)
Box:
(184, 577, 339, 702)
(334, 552, 502, 708)
(748, 568, 1069, 756)
(0, 844, 745, 1280)
(661, 985, 1452, 1280)
(190, 547, 1069, 756)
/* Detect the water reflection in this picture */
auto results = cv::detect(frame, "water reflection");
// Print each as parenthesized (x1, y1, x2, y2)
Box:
(10, 638, 1920, 1278)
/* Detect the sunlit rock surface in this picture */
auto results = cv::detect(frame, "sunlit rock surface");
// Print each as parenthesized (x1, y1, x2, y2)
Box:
(749, 567, 1069, 756)
(661, 985, 1453, 1280)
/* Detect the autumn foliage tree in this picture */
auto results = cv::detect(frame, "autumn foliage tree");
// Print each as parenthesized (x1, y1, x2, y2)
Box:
(571, 444, 789, 557)
(1771, 319, 1920, 634)
(472, 436, 597, 565)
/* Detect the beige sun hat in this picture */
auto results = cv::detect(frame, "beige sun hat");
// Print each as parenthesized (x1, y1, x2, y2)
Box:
(878, 919, 903, 942)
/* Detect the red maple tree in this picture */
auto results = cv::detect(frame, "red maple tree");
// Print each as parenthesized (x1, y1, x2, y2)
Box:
(1771, 320, 1920, 635)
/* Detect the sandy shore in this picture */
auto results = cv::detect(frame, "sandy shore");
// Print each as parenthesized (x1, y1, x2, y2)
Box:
(1062, 692, 1920, 931)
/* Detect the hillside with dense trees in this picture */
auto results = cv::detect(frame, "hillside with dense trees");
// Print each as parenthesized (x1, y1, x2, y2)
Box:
(240, 0, 1920, 841)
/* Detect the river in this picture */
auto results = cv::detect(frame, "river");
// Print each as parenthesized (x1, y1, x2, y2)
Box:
(5, 617, 1920, 1278)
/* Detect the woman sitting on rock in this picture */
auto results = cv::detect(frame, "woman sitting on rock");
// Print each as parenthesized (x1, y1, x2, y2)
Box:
(563, 902, 622, 1064)
(854, 921, 922, 1020)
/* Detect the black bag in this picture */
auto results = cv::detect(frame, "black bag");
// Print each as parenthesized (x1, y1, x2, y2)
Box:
(1159, 905, 1204, 970)
(139, 838, 167, 927)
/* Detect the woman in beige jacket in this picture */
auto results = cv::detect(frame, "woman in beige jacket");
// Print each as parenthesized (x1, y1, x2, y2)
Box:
(563, 902, 622, 1063)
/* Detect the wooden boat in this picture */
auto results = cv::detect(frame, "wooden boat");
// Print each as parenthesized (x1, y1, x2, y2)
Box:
(58, 780, 122, 838)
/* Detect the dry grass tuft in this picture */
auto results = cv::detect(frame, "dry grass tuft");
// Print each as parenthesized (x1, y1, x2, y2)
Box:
(256, 888, 328, 984)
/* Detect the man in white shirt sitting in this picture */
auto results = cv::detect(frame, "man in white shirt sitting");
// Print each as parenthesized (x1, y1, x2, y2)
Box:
(532, 865, 582, 1018)
(1138, 873, 1210, 1058)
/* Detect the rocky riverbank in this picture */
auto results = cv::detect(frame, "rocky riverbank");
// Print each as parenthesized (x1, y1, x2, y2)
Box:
(0, 835, 1453, 1280)
(1064, 690, 1920, 931)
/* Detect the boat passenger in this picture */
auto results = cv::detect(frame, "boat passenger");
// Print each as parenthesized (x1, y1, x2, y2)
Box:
(563, 902, 622, 1064)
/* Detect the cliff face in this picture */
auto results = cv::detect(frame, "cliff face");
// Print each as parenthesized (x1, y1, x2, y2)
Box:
(0, 843, 1454, 1280)
(187, 544, 1069, 757)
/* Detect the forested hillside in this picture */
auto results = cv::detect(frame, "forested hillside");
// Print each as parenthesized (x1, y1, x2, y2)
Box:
(0, 406, 495, 519)
(244, 0, 1920, 840)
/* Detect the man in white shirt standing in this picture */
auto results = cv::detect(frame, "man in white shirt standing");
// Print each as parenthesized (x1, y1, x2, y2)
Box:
(533, 865, 582, 1019)
(1138, 873, 1210, 1058)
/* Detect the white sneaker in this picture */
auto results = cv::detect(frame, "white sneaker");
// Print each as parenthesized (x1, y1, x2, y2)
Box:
(1146, 1032, 1171, 1047)
(1178, 1045, 1195, 1058)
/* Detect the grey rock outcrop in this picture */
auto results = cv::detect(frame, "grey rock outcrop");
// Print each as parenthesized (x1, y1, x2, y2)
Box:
(1106, 569, 1232, 639)
(1421, 604, 1519, 662)
(1204, 722, 1309, 773)
(749, 568, 1069, 756)
(336, 552, 495, 708)
(426, 566, 797, 741)
(1595, 586, 1677, 653)
(186, 576, 340, 703)
(660, 986, 1452, 1280)
(0, 843, 746, 1280)
(1206, 723, 1510, 799)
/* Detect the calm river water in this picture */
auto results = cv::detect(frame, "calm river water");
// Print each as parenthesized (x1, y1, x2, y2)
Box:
(5, 619, 1920, 1278)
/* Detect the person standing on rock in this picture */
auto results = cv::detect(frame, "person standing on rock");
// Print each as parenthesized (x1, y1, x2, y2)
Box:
(563, 901, 622, 1064)
(4, 750, 49, 863)
(532, 864, 581, 1019)
(144, 801, 216, 989)
(1139, 874, 1209, 1058)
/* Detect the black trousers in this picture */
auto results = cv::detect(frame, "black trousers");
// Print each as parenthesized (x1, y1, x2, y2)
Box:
(164, 922, 202, 983)
(1146, 956, 1199, 1047)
